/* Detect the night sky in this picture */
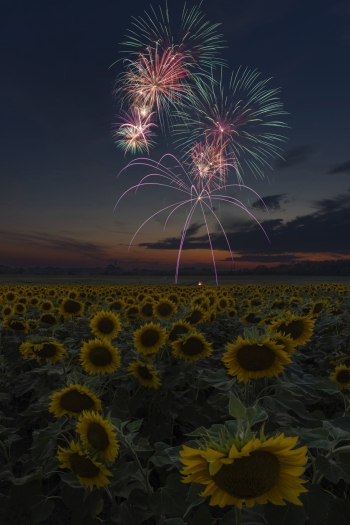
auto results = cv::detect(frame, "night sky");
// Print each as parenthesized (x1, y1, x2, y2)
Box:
(1, 0, 350, 270)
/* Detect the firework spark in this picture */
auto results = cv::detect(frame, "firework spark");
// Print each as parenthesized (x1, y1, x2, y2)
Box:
(111, 107, 157, 155)
(114, 155, 270, 285)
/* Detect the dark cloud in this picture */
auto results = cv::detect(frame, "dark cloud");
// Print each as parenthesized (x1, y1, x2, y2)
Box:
(328, 159, 350, 175)
(250, 194, 287, 211)
(0, 230, 110, 262)
(138, 190, 350, 257)
(274, 146, 314, 169)
(221, 254, 298, 263)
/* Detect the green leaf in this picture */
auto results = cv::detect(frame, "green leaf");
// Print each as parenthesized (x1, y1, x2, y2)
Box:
(299, 484, 330, 525)
(30, 498, 55, 524)
(264, 501, 308, 525)
(186, 505, 213, 525)
(148, 473, 189, 518)
(229, 392, 246, 420)
(314, 456, 343, 483)
(126, 419, 143, 433)
(183, 482, 206, 518)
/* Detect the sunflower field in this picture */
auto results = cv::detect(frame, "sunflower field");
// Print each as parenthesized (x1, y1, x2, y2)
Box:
(0, 282, 350, 524)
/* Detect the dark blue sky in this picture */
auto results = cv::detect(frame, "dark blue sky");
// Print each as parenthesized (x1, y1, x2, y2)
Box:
(1, 0, 349, 269)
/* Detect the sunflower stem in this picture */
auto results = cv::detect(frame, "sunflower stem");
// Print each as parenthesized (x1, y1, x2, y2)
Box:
(61, 359, 68, 384)
(235, 505, 242, 525)
(245, 380, 250, 406)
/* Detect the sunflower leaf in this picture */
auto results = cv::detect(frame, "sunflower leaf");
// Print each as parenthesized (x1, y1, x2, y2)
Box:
(229, 392, 246, 420)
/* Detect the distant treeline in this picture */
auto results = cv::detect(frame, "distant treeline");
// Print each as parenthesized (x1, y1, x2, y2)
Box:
(1, 260, 350, 276)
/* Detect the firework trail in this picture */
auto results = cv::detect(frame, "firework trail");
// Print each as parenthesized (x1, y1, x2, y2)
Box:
(173, 67, 290, 184)
(113, 155, 270, 285)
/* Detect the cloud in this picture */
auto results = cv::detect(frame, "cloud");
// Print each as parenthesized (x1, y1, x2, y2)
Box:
(274, 146, 314, 169)
(221, 254, 298, 263)
(250, 194, 288, 212)
(137, 190, 350, 257)
(0, 230, 110, 261)
(328, 159, 350, 175)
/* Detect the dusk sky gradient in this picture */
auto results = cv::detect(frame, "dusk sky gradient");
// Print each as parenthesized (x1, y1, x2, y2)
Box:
(1, 0, 350, 270)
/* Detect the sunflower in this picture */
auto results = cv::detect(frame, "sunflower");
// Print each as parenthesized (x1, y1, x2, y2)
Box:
(168, 320, 192, 342)
(14, 302, 27, 316)
(89, 310, 121, 340)
(107, 298, 126, 312)
(330, 365, 350, 390)
(227, 308, 238, 319)
(29, 296, 40, 307)
(3, 291, 17, 303)
(127, 359, 161, 389)
(75, 410, 120, 462)
(40, 300, 54, 313)
(269, 314, 315, 347)
(3, 316, 29, 333)
(59, 299, 84, 318)
(240, 311, 263, 325)
(133, 321, 167, 356)
(139, 300, 155, 320)
(216, 297, 230, 313)
(79, 338, 121, 375)
(269, 331, 297, 357)
(308, 300, 328, 318)
(39, 312, 59, 326)
(179, 433, 308, 509)
(56, 439, 112, 491)
(153, 298, 177, 320)
(184, 305, 208, 325)
(48, 383, 102, 419)
(171, 331, 213, 363)
(1, 305, 14, 317)
(20, 338, 67, 364)
(124, 305, 140, 324)
(222, 335, 291, 383)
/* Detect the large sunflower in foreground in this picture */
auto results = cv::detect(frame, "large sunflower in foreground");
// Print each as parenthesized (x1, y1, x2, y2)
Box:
(330, 365, 350, 390)
(56, 439, 112, 491)
(133, 321, 167, 356)
(179, 433, 308, 509)
(75, 410, 120, 462)
(79, 338, 121, 375)
(48, 383, 102, 419)
(269, 314, 315, 346)
(89, 310, 121, 340)
(222, 335, 291, 383)
(171, 331, 213, 363)
(127, 359, 161, 389)
(168, 320, 192, 342)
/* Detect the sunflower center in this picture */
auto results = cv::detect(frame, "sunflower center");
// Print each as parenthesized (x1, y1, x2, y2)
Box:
(186, 311, 202, 324)
(169, 325, 189, 342)
(10, 321, 25, 331)
(41, 314, 56, 325)
(138, 365, 153, 380)
(236, 344, 276, 371)
(86, 422, 109, 450)
(70, 453, 100, 478)
(60, 390, 95, 413)
(140, 329, 160, 347)
(278, 320, 304, 340)
(212, 450, 280, 499)
(141, 304, 153, 317)
(157, 303, 172, 317)
(64, 300, 81, 314)
(89, 346, 112, 366)
(337, 370, 350, 383)
(181, 337, 205, 356)
(33, 343, 57, 357)
(97, 318, 114, 334)
(313, 303, 323, 313)
(244, 313, 261, 324)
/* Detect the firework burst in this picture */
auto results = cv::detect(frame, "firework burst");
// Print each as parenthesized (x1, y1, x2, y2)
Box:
(173, 67, 290, 183)
(111, 107, 157, 155)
